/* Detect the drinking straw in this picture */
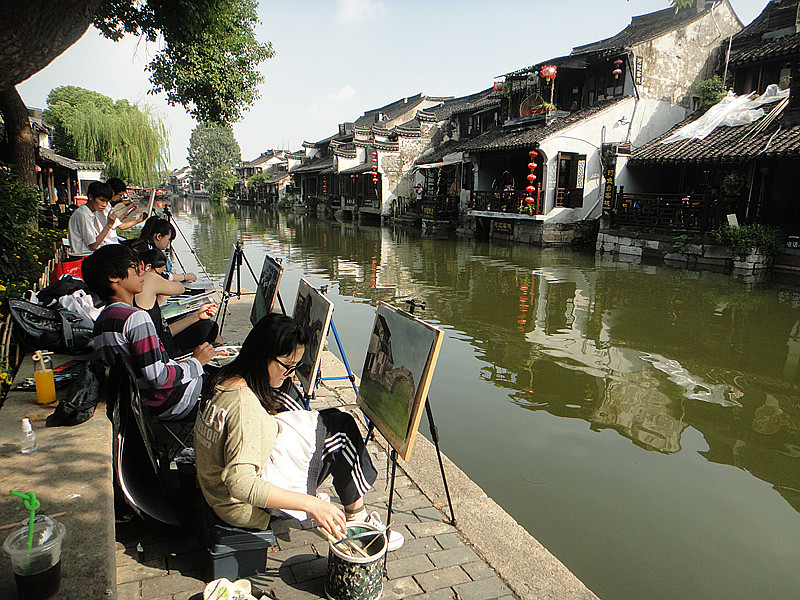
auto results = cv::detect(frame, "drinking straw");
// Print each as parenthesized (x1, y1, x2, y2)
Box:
(8, 490, 40, 549)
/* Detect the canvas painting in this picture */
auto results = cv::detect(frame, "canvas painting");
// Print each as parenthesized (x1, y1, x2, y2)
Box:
(160, 291, 217, 321)
(221, 244, 238, 295)
(250, 255, 284, 326)
(292, 278, 334, 395)
(357, 302, 444, 461)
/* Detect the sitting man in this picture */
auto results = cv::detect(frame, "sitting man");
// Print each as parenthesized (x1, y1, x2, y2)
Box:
(68, 181, 116, 257)
(81, 244, 217, 420)
(106, 177, 147, 242)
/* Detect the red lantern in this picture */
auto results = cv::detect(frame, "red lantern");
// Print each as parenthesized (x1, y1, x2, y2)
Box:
(35, 165, 41, 172)
(526, 186, 535, 193)
(48, 168, 53, 173)
(528, 150, 538, 158)
(525, 197, 534, 204)
(613, 58, 623, 79)
(493, 79, 504, 92)
(527, 174, 535, 181)
(540, 65, 557, 82)
(528, 162, 538, 170)
(371, 151, 377, 156)
(372, 178, 378, 183)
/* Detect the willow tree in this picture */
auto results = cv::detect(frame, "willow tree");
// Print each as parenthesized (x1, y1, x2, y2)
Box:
(44, 86, 169, 185)
(0, 0, 273, 187)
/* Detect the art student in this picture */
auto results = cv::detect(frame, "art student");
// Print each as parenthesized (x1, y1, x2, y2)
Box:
(67, 181, 142, 257)
(131, 216, 197, 283)
(134, 248, 220, 358)
(82, 244, 218, 420)
(194, 313, 403, 549)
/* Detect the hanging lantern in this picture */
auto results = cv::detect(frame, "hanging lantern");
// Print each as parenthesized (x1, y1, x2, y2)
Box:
(528, 162, 538, 170)
(540, 65, 557, 82)
(526, 185, 536, 193)
(35, 165, 41, 173)
(371, 151, 377, 156)
(493, 78, 505, 92)
(525, 197, 534, 204)
(527, 174, 536, 181)
(48, 168, 53, 173)
(613, 59, 623, 79)
(528, 150, 538, 158)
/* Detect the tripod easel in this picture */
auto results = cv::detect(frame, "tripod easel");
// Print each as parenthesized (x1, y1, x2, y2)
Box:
(216, 241, 287, 335)
(300, 284, 359, 409)
(367, 299, 456, 569)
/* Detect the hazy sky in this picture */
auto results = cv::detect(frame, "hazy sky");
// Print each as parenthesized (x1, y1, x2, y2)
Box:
(18, 0, 769, 170)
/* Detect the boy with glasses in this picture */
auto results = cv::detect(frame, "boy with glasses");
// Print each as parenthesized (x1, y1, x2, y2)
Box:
(82, 244, 218, 420)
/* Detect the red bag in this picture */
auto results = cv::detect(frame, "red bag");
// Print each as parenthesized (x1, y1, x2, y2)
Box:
(50, 257, 85, 284)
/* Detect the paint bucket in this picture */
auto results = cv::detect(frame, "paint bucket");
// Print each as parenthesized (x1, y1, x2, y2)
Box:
(324, 522, 386, 600)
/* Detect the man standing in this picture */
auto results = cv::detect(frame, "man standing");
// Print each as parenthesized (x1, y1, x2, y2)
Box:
(67, 181, 117, 256)
(81, 244, 217, 420)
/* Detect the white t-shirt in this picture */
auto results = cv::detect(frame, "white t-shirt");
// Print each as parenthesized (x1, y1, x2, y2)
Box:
(67, 204, 119, 256)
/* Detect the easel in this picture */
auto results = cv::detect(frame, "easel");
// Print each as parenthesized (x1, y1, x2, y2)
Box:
(163, 206, 214, 284)
(216, 241, 287, 335)
(301, 284, 359, 409)
(368, 299, 456, 570)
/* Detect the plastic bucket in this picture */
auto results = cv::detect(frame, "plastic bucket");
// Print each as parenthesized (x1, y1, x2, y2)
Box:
(2, 515, 66, 600)
(324, 522, 386, 600)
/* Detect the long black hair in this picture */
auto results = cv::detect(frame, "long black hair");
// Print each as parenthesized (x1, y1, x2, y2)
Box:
(203, 313, 308, 413)
(135, 216, 175, 245)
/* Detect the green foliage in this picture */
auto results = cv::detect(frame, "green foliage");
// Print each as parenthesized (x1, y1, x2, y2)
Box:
(670, 0, 695, 11)
(207, 168, 236, 202)
(712, 223, 783, 257)
(672, 233, 693, 254)
(247, 172, 272, 188)
(277, 193, 297, 209)
(188, 122, 241, 185)
(93, 0, 274, 124)
(43, 86, 169, 186)
(692, 75, 725, 108)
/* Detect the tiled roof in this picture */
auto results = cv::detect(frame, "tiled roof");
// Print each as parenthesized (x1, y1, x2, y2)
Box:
(458, 98, 627, 153)
(507, 3, 715, 77)
(430, 89, 501, 121)
(729, 0, 796, 49)
(629, 106, 800, 164)
(730, 31, 800, 65)
(353, 94, 426, 128)
(339, 162, 374, 175)
(287, 150, 305, 159)
(394, 118, 421, 137)
(415, 140, 464, 165)
(39, 147, 104, 171)
(292, 155, 334, 174)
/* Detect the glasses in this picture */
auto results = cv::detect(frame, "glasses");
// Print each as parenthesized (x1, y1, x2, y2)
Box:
(273, 357, 299, 376)
(127, 261, 145, 275)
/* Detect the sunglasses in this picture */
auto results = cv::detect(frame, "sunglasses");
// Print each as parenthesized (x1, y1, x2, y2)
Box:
(273, 357, 300, 376)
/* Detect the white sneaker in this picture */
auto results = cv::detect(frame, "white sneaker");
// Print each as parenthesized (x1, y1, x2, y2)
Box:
(364, 511, 404, 552)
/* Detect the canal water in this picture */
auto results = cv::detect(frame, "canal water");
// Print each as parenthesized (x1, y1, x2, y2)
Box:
(169, 198, 800, 600)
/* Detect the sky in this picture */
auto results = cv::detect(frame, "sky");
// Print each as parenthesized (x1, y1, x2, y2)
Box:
(18, 0, 769, 170)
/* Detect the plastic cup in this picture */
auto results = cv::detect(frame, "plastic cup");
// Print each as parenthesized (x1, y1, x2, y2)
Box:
(2, 515, 65, 600)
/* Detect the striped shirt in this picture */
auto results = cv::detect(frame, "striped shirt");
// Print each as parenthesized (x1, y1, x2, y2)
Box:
(94, 302, 203, 420)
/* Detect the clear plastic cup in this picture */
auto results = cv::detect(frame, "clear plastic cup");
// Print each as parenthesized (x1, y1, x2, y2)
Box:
(2, 515, 65, 600)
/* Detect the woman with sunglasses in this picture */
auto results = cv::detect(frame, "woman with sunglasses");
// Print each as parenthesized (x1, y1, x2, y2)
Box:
(133, 248, 219, 358)
(195, 313, 401, 545)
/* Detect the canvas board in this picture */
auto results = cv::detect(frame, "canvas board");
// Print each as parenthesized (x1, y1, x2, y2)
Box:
(292, 278, 334, 395)
(357, 301, 444, 461)
(249, 255, 284, 326)
(160, 291, 217, 321)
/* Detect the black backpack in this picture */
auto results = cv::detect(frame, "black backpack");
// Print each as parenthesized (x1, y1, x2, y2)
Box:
(8, 297, 94, 354)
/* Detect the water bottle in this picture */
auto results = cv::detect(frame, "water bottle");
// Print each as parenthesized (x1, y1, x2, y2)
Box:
(20, 418, 37, 454)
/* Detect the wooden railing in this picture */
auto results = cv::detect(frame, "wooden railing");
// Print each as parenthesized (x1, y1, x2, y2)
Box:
(470, 190, 542, 215)
(421, 194, 459, 219)
(615, 192, 713, 234)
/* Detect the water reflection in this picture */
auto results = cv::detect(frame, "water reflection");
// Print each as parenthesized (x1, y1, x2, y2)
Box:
(167, 198, 800, 599)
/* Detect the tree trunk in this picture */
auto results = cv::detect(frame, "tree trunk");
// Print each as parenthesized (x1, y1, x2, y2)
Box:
(0, 86, 36, 188)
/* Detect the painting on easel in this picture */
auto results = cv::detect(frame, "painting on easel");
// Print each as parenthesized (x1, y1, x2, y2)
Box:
(292, 278, 334, 395)
(250, 255, 284, 326)
(357, 302, 444, 461)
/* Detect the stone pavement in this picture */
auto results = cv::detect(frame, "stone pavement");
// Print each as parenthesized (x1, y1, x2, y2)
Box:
(1, 295, 599, 600)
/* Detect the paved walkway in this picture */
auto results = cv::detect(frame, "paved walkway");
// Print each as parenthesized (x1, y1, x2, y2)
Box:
(1, 296, 599, 600)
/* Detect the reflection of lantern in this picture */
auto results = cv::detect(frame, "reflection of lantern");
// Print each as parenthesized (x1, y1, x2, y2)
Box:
(540, 65, 557, 82)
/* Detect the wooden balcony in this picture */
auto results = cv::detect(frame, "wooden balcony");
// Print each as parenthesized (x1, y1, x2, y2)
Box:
(469, 190, 542, 215)
(421, 194, 459, 220)
(614, 193, 713, 234)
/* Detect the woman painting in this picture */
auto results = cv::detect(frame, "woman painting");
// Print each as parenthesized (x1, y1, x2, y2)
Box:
(194, 313, 402, 548)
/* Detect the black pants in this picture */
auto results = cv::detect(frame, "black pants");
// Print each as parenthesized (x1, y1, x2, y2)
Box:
(173, 319, 219, 357)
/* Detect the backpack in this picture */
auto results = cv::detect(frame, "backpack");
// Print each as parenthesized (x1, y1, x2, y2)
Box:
(8, 297, 95, 354)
